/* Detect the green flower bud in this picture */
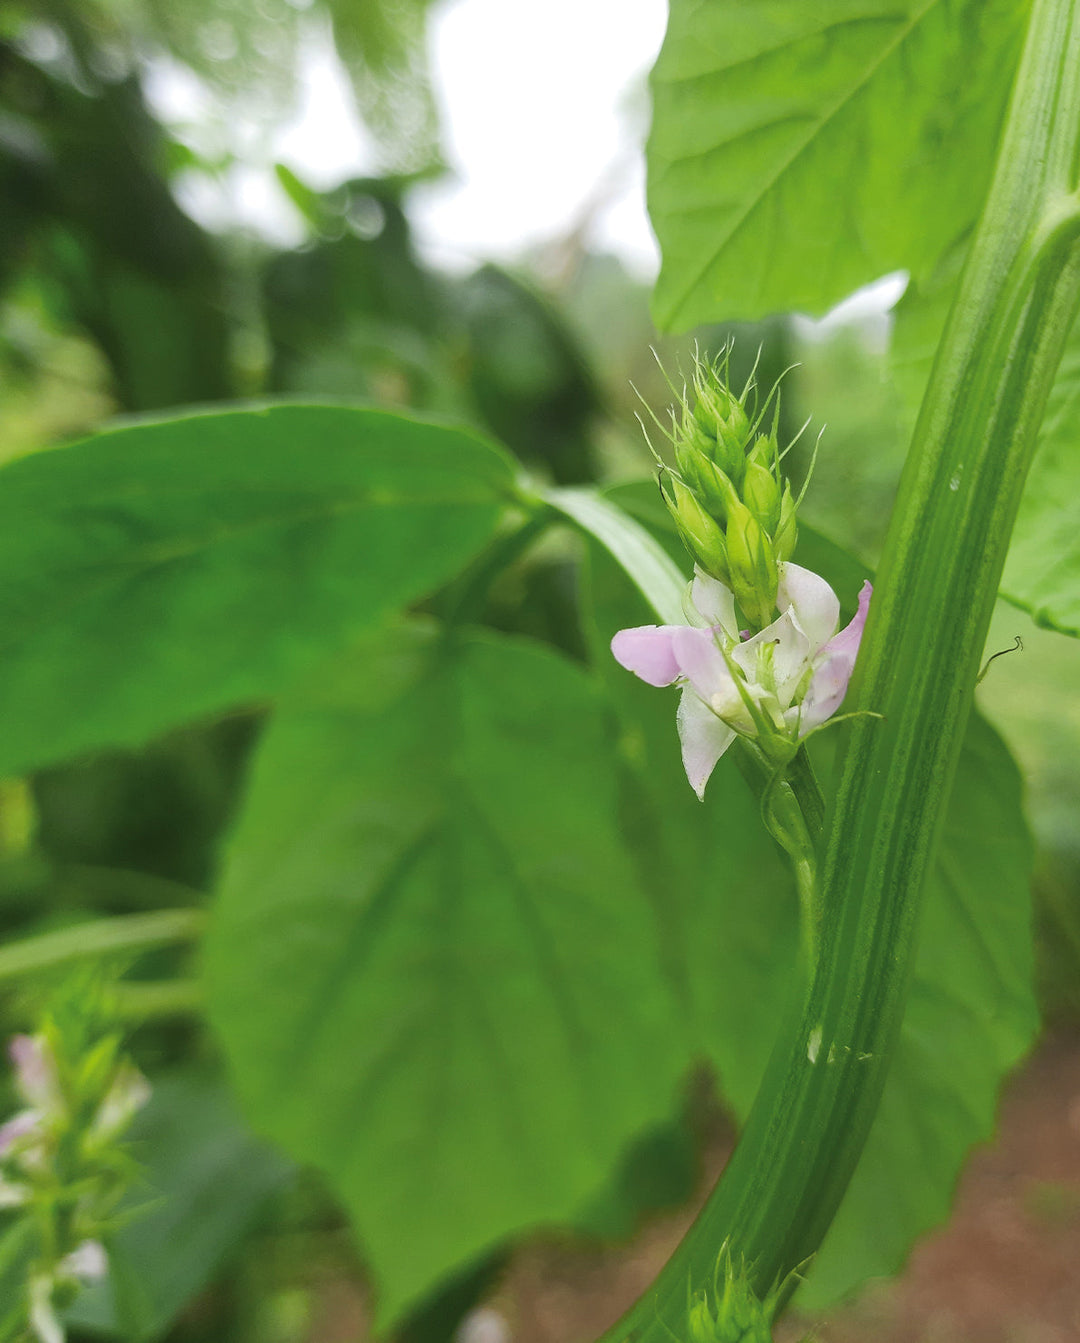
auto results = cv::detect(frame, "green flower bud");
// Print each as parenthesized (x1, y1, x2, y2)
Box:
(690, 370, 751, 483)
(746, 431, 777, 473)
(663, 474, 729, 581)
(726, 498, 778, 629)
(743, 459, 781, 534)
(687, 1294, 718, 1343)
(774, 481, 798, 562)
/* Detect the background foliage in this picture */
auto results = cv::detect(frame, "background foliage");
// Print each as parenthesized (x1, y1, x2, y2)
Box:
(1, 0, 1079, 1339)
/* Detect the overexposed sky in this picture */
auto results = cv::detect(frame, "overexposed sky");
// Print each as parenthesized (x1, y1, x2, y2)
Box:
(147, 0, 668, 275)
(411, 0, 667, 273)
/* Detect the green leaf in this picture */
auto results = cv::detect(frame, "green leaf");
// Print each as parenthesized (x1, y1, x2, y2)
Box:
(648, 0, 1029, 329)
(581, 487, 1037, 1302)
(66, 1071, 292, 1340)
(893, 292, 1080, 636)
(0, 404, 514, 775)
(205, 624, 685, 1323)
(801, 710, 1037, 1306)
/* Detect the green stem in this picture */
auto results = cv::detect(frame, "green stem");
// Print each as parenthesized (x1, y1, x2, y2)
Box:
(605, 0, 1080, 1335)
(0, 909, 205, 984)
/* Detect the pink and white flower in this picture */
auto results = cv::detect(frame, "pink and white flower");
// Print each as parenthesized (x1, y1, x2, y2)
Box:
(611, 563, 872, 799)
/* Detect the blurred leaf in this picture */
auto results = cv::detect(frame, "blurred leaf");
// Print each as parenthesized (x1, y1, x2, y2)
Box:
(893, 288, 1080, 636)
(647, 0, 1029, 329)
(583, 485, 1037, 1301)
(66, 1070, 292, 1340)
(0, 45, 234, 409)
(0, 404, 514, 775)
(205, 623, 686, 1323)
(458, 266, 601, 485)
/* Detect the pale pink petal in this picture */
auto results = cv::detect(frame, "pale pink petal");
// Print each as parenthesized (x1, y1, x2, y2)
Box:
(777, 562, 840, 652)
(689, 568, 737, 634)
(611, 626, 681, 687)
(677, 690, 736, 800)
(732, 610, 811, 709)
(10, 1036, 56, 1112)
(0, 1109, 40, 1155)
(670, 626, 730, 703)
(801, 581, 872, 731)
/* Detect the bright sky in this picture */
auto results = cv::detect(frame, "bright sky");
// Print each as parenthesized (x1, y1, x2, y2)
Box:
(148, 0, 668, 276)
(410, 0, 668, 274)
(145, 0, 905, 324)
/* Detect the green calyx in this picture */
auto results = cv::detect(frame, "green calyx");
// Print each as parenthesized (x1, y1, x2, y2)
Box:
(656, 351, 798, 630)
(685, 1245, 784, 1343)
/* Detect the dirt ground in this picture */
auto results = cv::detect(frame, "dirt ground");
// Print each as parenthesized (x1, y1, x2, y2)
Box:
(308, 1028, 1080, 1343)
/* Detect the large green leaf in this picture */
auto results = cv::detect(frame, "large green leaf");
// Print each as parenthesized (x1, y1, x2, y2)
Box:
(204, 624, 685, 1323)
(0, 405, 514, 775)
(648, 0, 1029, 329)
(893, 291, 1080, 636)
(580, 485, 1036, 1302)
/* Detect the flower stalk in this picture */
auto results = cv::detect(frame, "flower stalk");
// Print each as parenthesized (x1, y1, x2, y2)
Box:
(601, 0, 1080, 1336)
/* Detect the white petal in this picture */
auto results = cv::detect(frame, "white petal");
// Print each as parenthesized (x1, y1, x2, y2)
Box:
(732, 610, 811, 709)
(801, 582, 872, 732)
(62, 1240, 108, 1283)
(689, 568, 737, 635)
(670, 626, 730, 703)
(777, 563, 840, 652)
(677, 690, 736, 800)
(9, 1036, 58, 1114)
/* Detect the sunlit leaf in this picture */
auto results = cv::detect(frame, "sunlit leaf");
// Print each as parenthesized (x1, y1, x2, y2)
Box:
(648, 0, 1029, 329)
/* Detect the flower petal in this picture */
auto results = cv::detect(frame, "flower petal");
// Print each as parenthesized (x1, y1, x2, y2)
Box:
(668, 626, 725, 698)
(611, 626, 681, 687)
(0, 1109, 40, 1156)
(689, 568, 737, 634)
(677, 689, 736, 800)
(732, 609, 811, 709)
(777, 562, 840, 652)
(9, 1036, 57, 1114)
(62, 1240, 108, 1283)
(801, 581, 872, 731)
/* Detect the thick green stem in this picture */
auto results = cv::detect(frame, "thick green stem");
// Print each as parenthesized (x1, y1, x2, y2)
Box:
(605, 0, 1080, 1335)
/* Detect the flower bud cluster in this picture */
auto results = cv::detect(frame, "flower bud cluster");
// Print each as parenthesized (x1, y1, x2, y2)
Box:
(0, 1010, 150, 1343)
(686, 1245, 782, 1343)
(658, 351, 798, 633)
